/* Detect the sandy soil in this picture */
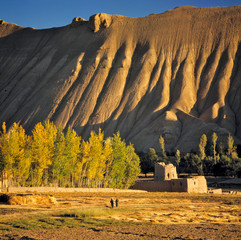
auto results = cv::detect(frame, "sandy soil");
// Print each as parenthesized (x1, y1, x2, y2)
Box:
(1, 224, 241, 240)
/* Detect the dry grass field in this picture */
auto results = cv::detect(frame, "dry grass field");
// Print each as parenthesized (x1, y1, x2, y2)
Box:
(0, 190, 240, 239)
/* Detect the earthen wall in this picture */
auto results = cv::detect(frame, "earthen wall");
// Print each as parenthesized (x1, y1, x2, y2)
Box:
(186, 176, 207, 193)
(133, 177, 208, 193)
(132, 181, 172, 192)
(171, 179, 188, 192)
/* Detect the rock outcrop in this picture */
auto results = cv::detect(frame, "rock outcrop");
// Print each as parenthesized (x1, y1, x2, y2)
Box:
(88, 13, 112, 32)
(71, 17, 86, 27)
(0, 6, 241, 153)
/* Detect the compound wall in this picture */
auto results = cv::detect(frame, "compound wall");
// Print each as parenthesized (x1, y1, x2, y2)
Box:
(132, 180, 172, 192)
(132, 176, 208, 193)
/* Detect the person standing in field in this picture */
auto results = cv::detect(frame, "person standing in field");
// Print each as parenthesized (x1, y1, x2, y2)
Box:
(115, 198, 119, 207)
(110, 198, 114, 208)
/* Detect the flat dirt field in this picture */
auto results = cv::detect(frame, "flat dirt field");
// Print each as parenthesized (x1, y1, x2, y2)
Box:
(0, 190, 241, 239)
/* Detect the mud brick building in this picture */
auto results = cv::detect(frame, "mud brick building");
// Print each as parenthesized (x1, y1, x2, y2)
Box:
(133, 162, 207, 193)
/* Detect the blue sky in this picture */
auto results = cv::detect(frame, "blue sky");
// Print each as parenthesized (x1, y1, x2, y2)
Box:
(0, 0, 240, 29)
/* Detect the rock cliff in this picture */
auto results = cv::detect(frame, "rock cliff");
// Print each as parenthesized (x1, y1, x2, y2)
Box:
(0, 6, 241, 152)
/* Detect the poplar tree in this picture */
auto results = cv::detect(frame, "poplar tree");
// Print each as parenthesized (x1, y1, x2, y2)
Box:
(30, 121, 57, 186)
(88, 129, 103, 180)
(51, 125, 66, 186)
(227, 134, 237, 158)
(78, 140, 91, 186)
(94, 130, 110, 186)
(0, 122, 11, 184)
(211, 132, 218, 163)
(0, 121, 141, 189)
(159, 136, 167, 160)
(140, 148, 158, 176)
(85, 129, 105, 187)
(109, 132, 127, 188)
(103, 137, 113, 187)
(175, 149, 181, 172)
(64, 126, 81, 187)
(148, 148, 158, 163)
(124, 144, 141, 188)
(199, 134, 207, 160)
(8, 123, 30, 185)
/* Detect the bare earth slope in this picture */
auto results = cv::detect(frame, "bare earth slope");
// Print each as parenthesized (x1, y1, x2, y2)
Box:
(0, 6, 241, 152)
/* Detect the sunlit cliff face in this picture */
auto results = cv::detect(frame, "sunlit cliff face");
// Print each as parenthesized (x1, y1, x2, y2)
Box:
(0, 6, 241, 152)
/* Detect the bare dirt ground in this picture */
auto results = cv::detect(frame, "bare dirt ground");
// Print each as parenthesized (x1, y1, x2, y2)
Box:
(1, 224, 241, 240)
(0, 190, 241, 239)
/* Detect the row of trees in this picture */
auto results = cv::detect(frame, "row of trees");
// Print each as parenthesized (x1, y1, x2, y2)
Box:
(140, 133, 241, 177)
(180, 133, 241, 177)
(0, 121, 140, 188)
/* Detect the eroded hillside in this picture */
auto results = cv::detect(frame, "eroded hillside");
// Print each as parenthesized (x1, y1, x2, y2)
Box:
(0, 6, 241, 152)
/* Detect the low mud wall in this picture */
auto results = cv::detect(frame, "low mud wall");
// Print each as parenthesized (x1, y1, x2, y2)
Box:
(3, 187, 146, 193)
(132, 181, 172, 192)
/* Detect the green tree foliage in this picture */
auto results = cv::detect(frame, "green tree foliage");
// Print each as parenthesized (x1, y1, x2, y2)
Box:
(227, 134, 234, 157)
(63, 127, 81, 187)
(0, 123, 32, 186)
(0, 122, 11, 179)
(139, 148, 158, 177)
(175, 149, 181, 172)
(78, 129, 107, 187)
(8, 123, 31, 186)
(180, 153, 203, 175)
(203, 156, 215, 175)
(109, 132, 129, 188)
(3, 120, 241, 186)
(177, 133, 241, 177)
(78, 139, 91, 186)
(106, 132, 140, 189)
(159, 136, 167, 160)
(199, 134, 207, 161)
(211, 132, 218, 163)
(227, 134, 237, 158)
(88, 130, 105, 183)
(102, 138, 113, 187)
(213, 148, 240, 177)
(213, 155, 232, 176)
(51, 125, 66, 186)
(30, 121, 57, 186)
(124, 144, 141, 188)
(0, 122, 140, 189)
(148, 148, 159, 163)
(139, 155, 149, 177)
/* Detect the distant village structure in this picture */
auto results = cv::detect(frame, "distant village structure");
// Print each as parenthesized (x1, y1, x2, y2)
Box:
(154, 162, 178, 181)
(133, 162, 208, 193)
